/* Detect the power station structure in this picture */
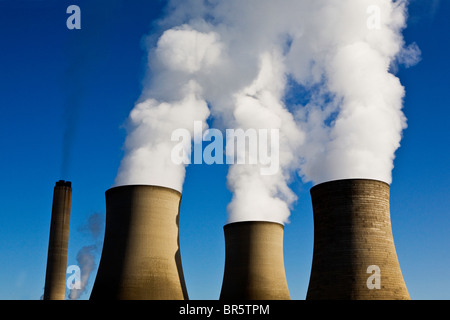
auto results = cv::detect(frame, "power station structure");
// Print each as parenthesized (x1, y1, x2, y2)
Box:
(42, 179, 410, 300)
(220, 221, 290, 300)
(43, 180, 72, 300)
(90, 185, 188, 300)
(306, 179, 410, 300)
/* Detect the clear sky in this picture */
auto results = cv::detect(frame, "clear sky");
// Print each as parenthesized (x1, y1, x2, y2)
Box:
(0, 0, 448, 300)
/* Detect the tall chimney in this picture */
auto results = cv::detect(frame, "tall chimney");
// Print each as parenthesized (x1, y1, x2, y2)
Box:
(306, 179, 410, 300)
(90, 185, 188, 300)
(43, 180, 72, 300)
(220, 221, 290, 300)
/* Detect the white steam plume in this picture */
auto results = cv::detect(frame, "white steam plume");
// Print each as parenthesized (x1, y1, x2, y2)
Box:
(114, 25, 216, 191)
(225, 50, 304, 224)
(115, 0, 418, 223)
(288, 0, 416, 185)
(115, 80, 210, 192)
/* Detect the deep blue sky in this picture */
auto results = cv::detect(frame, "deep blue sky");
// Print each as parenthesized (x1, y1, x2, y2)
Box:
(0, 0, 448, 300)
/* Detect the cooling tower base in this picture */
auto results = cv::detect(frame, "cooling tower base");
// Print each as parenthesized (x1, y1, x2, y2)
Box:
(306, 179, 410, 300)
(220, 221, 290, 300)
(90, 185, 188, 300)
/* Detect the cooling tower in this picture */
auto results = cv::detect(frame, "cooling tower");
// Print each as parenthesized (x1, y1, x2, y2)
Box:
(90, 185, 188, 300)
(43, 180, 72, 300)
(220, 221, 290, 300)
(306, 179, 410, 300)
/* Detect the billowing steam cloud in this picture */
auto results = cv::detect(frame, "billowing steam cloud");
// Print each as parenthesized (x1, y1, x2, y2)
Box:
(115, 0, 419, 224)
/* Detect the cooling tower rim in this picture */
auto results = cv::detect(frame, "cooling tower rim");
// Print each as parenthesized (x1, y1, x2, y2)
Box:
(311, 178, 390, 193)
(223, 220, 285, 230)
(106, 184, 182, 197)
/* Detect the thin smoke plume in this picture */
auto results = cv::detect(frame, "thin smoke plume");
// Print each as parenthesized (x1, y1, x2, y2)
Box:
(68, 213, 104, 300)
(61, 3, 123, 179)
(60, 44, 85, 179)
(68, 245, 96, 300)
(115, 0, 419, 224)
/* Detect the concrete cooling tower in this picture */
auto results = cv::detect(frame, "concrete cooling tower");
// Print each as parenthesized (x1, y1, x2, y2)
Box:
(90, 185, 188, 300)
(43, 180, 72, 300)
(306, 179, 410, 300)
(220, 221, 290, 300)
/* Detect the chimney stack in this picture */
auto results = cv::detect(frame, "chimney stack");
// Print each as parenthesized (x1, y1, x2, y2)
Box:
(220, 221, 290, 300)
(43, 180, 72, 300)
(90, 185, 188, 300)
(306, 179, 410, 300)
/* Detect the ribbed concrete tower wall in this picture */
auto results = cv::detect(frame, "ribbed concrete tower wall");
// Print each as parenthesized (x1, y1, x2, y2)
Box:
(44, 180, 72, 300)
(220, 221, 290, 300)
(90, 185, 188, 300)
(306, 179, 410, 300)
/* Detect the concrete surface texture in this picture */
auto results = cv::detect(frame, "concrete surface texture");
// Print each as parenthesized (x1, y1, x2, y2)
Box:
(306, 179, 410, 300)
(220, 221, 291, 300)
(43, 180, 72, 300)
(90, 185, 188, 300)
